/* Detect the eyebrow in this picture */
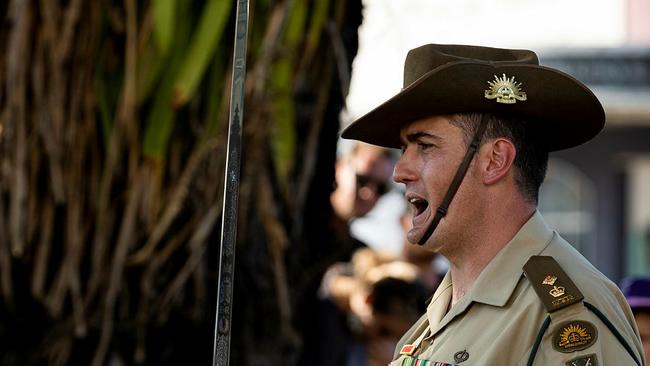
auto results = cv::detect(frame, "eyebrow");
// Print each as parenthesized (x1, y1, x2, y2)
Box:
(401, 131, 444, 145)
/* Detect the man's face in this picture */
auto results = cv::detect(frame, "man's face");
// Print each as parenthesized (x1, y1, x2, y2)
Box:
(394, 115, 474, 250)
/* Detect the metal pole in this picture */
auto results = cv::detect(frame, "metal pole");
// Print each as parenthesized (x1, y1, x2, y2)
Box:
(213, 0, 249, 365)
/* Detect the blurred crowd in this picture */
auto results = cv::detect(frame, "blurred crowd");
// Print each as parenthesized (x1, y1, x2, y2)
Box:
(313, 247, 439, 366)
(302, 141, 445, 366)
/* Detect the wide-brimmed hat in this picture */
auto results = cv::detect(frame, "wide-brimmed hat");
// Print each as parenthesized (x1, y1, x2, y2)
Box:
(341, 44, 605, 151)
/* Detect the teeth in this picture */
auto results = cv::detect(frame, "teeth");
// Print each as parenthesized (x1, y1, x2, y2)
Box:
(408, 196, 428, 216)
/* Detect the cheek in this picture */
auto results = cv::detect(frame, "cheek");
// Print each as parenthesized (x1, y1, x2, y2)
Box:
(420, 158, 454, 193)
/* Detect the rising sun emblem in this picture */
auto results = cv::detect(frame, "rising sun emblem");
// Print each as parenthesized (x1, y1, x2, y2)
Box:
(484, 73, 527, 104)
(553, 321, 598, 353)
(559, 324, 591, 347)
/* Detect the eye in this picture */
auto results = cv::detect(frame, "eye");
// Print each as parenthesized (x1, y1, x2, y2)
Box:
(417, 142, 433, 151)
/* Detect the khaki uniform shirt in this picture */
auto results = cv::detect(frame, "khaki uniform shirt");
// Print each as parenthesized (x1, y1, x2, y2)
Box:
(391, 211, 644, 365)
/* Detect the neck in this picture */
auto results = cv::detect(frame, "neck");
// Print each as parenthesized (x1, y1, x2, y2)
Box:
(446, 196, 536, 306)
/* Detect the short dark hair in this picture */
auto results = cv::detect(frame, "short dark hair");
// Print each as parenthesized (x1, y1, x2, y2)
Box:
(448, 113, 549, 204)
(370, 277, 429, 322)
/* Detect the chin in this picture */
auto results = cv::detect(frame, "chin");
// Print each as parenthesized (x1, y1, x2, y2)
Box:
(406, 230, 421, 246)
(411, 230, 445, 253)
(407, 230, 433, 250)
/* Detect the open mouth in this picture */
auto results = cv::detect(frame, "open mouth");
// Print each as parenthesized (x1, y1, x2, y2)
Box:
(408, 196, 429, 218)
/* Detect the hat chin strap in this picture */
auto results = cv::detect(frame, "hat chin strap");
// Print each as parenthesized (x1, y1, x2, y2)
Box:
(417, 115, 489, 246)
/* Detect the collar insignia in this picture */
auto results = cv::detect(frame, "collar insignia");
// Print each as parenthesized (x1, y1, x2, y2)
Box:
(553, 321, 598, 353)
(454, 349, 470, 363)
(484, 73, 527, 104)
(542, 275, 557, 286)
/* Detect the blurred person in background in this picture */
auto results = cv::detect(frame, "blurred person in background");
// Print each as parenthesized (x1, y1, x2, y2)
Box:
(312, 248, 431, 366)
(353, 276, 429, 366)
(329, 142, 395, 259)
(622, 277, 650, 363)
(301, 142, 396, 366)
(331, 142, 395, 222)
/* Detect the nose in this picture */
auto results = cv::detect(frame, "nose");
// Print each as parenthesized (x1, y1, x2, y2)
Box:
(393, 148, 417, 184)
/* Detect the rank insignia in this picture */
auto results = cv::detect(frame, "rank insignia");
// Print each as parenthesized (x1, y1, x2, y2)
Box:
(400, 344, 416, 356)
(549, 285, 566, 298)
(565, 353, 597, 366)
(542, 275, 557, 285)
(523, 256, 584, 313)
(453, 349, 469, 363)
(553, 320, 598, 353)
(484, 73, 527, 104)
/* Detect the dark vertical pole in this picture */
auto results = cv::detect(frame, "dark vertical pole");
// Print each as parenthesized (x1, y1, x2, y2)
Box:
(213, 0, 249, 365)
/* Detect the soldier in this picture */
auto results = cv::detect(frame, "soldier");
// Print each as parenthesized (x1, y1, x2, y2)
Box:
(341, 44, 644, 365)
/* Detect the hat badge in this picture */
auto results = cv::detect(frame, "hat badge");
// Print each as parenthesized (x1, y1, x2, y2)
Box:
(484, 73, 527, 104)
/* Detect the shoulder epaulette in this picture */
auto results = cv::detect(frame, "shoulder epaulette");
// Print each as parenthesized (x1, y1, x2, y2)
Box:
(523, 255, 584, 313)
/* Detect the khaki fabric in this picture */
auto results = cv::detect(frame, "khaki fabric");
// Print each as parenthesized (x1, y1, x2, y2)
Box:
(391, 211, 644, 365)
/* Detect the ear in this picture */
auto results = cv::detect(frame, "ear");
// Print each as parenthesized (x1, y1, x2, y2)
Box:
(482, 138, 516, 185)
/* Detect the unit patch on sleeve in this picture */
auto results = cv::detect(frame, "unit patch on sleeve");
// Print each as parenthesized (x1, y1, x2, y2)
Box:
(552, 320, 598, 353)
(565, 353, 597, 366)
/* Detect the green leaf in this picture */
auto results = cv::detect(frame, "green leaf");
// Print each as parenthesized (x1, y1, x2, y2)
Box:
(269, 59, 296, 190)
(171, 0, 232, 107)
(136, 42, 165, 105)
(153, 0, 176, 57)
(285, 0, 307, 48)
(201, 51, 226, 144)
(95, 72, 114, 149)
(94, 46, 122, 150)
(142, 1, 193, 159)
(142, 89, 176, 159)
(267, 0, 308, 190)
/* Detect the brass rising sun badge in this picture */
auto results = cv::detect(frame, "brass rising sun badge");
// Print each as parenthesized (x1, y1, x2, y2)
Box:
(553, 321, 598, 353)
(484, 73, 527, 104)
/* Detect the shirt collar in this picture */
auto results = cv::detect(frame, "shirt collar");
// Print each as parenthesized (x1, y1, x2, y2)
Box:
(426, 210, 554, 335)
(467, 210, 554, 307)
(426, 271, 453, 331)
